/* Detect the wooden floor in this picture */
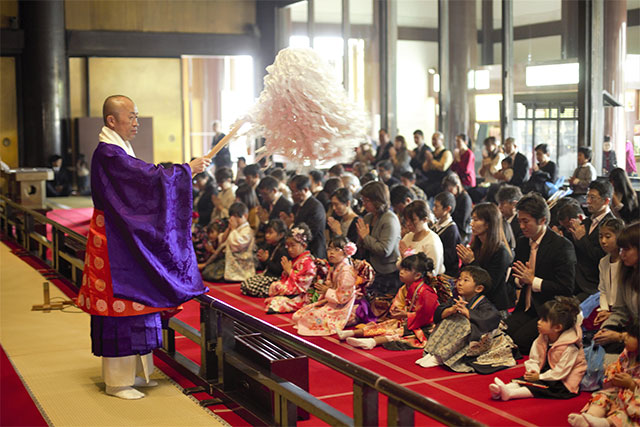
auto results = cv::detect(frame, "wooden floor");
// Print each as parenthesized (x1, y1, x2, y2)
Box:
(0, 241, 228, 427)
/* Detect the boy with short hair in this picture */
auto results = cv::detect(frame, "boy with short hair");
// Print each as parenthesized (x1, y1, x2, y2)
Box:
(416, 265, 503, 371)
(221, 202, 255, 282)
(432, 192, 462, 276)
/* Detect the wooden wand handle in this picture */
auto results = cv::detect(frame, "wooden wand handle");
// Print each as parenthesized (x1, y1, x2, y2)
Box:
(204, 120, 245, 160)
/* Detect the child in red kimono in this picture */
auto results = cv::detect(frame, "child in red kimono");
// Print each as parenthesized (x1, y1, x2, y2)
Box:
(265, 223, 317, 313)
(340, 253, 439, 350)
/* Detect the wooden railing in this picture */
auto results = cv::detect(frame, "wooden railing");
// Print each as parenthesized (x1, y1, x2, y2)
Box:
(0, 194, 484, 427)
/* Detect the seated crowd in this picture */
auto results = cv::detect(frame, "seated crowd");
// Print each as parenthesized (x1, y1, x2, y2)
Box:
(191, 131, 639, 426)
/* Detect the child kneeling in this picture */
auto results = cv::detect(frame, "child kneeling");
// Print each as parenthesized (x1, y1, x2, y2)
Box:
(340, 253, 439, 350)
(265, 223, 317, 314)
(489, 296, 586, 401)
(241, 219, 288, 297)
(292, 236, 358, 336)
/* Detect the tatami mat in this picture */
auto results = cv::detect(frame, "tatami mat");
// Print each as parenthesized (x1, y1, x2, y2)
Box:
(0, 242, 228, 426)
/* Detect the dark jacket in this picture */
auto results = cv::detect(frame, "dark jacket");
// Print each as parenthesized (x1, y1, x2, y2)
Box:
(510, 228, 577, 315)
(293, 196, 327, 259)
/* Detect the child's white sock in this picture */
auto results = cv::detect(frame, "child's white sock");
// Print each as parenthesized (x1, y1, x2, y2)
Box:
(490, 378, 519, 399)
(489, 384, 501, 400)
(346, 337, 376, 350)
(134, 377, 158, 387)
(415, 353, 441, 368)
(105, 386, 145, 400)
(498, 384, 533, 401)
(336, 329, 355, 340)
(567, 413, 590, 427)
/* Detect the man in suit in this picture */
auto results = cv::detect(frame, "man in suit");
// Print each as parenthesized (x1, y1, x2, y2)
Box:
(496, 184, 523, 243)
(281, 174, 327, 259)
(257, 176, 293, 222)
(502, 137, 529, 187)
(505, 193, 577, 355)
(567, 180, 615, 301)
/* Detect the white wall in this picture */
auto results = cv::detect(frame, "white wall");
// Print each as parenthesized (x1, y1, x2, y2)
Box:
(396, 40, 438, 145)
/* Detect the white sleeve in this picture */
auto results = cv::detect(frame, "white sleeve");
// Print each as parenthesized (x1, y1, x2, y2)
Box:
(524, 336, 543, 373)
(598, 257, 609, 311)
(227, 227, 253, 253)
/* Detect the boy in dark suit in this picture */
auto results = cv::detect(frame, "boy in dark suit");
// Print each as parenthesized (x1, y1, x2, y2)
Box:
(505, 193, 577, 355)
(566, 180, 615, 301)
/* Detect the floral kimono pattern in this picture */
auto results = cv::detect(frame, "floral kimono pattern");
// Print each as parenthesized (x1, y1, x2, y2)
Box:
(265, 250, 317, 313)
(292, 258, 357, 336)
(583, 349, 640, 427)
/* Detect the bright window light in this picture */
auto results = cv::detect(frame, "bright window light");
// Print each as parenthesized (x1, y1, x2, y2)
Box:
(433, 74, 440, 93)
(525, 63, 579, 87)
(475, 69, 490, 90)
(468, 70, 475, 89)
(475, 94, 502, 123)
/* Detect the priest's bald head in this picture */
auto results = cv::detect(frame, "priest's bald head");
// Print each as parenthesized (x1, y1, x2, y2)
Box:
(103, 95, 139, 142)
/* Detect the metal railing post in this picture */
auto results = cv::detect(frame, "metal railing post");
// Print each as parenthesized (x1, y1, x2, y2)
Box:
(200, 303, 219, 383)
(353, 380, 378, 426)
(387, 398, 414, 427)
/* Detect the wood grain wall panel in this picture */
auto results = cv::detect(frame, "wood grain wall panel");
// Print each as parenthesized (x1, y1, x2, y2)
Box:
(0, 0, 18, 28)
(65, 0, 256, 34)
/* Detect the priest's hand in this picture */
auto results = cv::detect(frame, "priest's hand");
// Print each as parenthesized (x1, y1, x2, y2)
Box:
(189, 157, 211, 176)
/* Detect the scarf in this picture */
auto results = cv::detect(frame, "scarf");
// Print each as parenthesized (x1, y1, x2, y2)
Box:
(99, 126, 136, 158)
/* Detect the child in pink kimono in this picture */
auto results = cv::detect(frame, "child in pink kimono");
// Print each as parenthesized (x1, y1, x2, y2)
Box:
(490, 296, 586, 401)
(569, 322, 640, 427)
(265, 223, 317, 314)
(293, 236, 358, 336)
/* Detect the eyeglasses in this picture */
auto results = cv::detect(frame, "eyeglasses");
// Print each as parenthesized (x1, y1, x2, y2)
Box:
(586, 194, 602, 201)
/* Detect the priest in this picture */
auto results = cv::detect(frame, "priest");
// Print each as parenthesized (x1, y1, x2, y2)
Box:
(76, 95, 210, 399)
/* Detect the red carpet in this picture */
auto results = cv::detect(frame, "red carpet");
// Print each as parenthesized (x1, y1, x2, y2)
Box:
(47, 207, 93, 237)
(175, 282, 592, 426)
(5, 208, 593, 425)
(0, 345, 48, 427)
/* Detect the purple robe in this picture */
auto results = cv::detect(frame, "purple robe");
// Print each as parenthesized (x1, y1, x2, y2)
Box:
(91, 142, 208, 308)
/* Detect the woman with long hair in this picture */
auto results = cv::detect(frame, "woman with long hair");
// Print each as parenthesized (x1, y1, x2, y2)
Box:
(608, 168, 639, 225)
(235, 183, 260, 233)
(595, 222, 639, 347)
(327, 188, 360, 246)
(456, 202, 513, 312)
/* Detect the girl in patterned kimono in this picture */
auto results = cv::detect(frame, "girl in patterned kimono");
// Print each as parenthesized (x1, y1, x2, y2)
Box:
(569, 322, 639, 427)
(340, 253, 439, 350)
(222, 202, 255, 282)
(265, 223, 317, 313)
(293, 236, 358, 336)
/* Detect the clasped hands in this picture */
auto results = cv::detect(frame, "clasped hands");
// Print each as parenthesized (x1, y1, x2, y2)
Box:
(512, 260, 535, 286)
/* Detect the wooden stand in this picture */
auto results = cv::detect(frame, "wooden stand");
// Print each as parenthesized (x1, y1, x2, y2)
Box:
(31, 282, 74, 312)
